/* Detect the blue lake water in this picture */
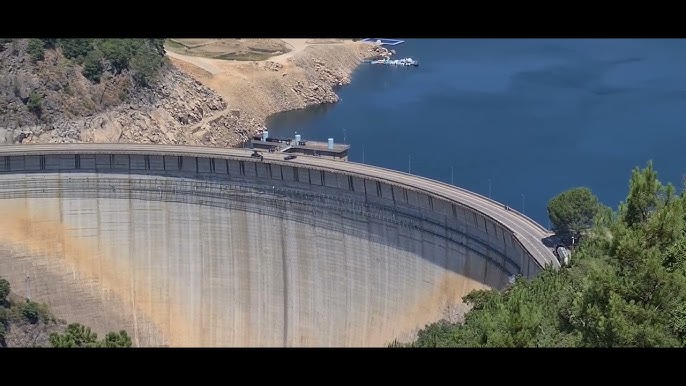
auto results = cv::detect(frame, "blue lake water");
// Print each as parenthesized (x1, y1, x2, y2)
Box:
(266, 39, 686, 226)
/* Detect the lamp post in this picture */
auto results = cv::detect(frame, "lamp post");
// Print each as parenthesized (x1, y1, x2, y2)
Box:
(488, 179, 492, 199)
(521, 193, 525, 213)
(451, 166, 454, 185)
(408, 154, 412, 174)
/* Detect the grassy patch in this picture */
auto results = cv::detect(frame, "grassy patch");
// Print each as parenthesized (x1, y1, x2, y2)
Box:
(164, 39, 192, 55)
(214, 52, 277, 61)
(169, 38, 216, 48)
(165, 39, 290, 61)
(246, 46, 283, 53)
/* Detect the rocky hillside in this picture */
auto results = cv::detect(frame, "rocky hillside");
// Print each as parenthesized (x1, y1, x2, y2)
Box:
(0, 39, 258, 147)
(0, 276, 131, 348)
(0, 39, 390, 149)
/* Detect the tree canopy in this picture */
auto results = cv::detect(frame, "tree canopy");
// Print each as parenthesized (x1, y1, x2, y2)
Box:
(409, 161, 686, 347)
(49, 323, 132, 348)
(49, 323, 100, 348)
(547, 186, 601, 235)
(26, 39, 167, 86)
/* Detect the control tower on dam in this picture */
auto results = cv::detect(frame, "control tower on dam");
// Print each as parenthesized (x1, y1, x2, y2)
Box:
(0, 144, 557, 347)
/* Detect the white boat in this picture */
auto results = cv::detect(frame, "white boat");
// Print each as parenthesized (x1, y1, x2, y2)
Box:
(369, 57, 419, 67)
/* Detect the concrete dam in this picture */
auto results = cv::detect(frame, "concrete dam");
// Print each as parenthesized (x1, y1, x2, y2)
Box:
(0, 144, 558, 347)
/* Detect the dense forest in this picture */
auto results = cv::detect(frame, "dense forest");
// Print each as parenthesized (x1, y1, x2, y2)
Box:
(407, 161, 686, 347)
(0, 277, 131, 348)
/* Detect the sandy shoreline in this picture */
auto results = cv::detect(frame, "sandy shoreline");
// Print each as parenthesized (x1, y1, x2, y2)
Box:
(167, 39, 391, 146)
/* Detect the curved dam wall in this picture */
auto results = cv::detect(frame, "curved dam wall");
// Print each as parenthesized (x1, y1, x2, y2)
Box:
(0, 146, 553, 346)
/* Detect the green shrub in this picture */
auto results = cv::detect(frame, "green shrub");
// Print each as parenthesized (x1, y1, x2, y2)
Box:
(27, 39, 45, 62)
(103, 330, 132, 347)
(97, 39, 132, 73)
(130, 41, 165, 86)
(0, 38, 12, 52)
(58, 39, 93, 62)
(68, 39, 167, 86)
(0, 279, 9, 301)
(20, 301, 40, 324)
(49, 323, 99, 348)
(41, 38, 57, 49)
(27, 91, 42, 116)
(82, 49, 104, 83)
(0, 307, 8, 325)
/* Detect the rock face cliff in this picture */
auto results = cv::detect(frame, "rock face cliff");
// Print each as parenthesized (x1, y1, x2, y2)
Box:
(0, 39, 390, 148)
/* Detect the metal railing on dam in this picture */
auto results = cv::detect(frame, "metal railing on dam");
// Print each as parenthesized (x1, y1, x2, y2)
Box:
(0, 143, 559, 273)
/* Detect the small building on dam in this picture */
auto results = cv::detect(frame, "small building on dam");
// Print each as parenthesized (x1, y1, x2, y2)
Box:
(249, 130, 350, 160)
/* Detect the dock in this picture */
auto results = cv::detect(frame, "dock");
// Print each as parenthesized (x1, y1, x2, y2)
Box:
(360, 38, 405, 46)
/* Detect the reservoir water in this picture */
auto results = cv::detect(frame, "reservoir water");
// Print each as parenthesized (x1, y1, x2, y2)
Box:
(266, 39, 686, 226)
